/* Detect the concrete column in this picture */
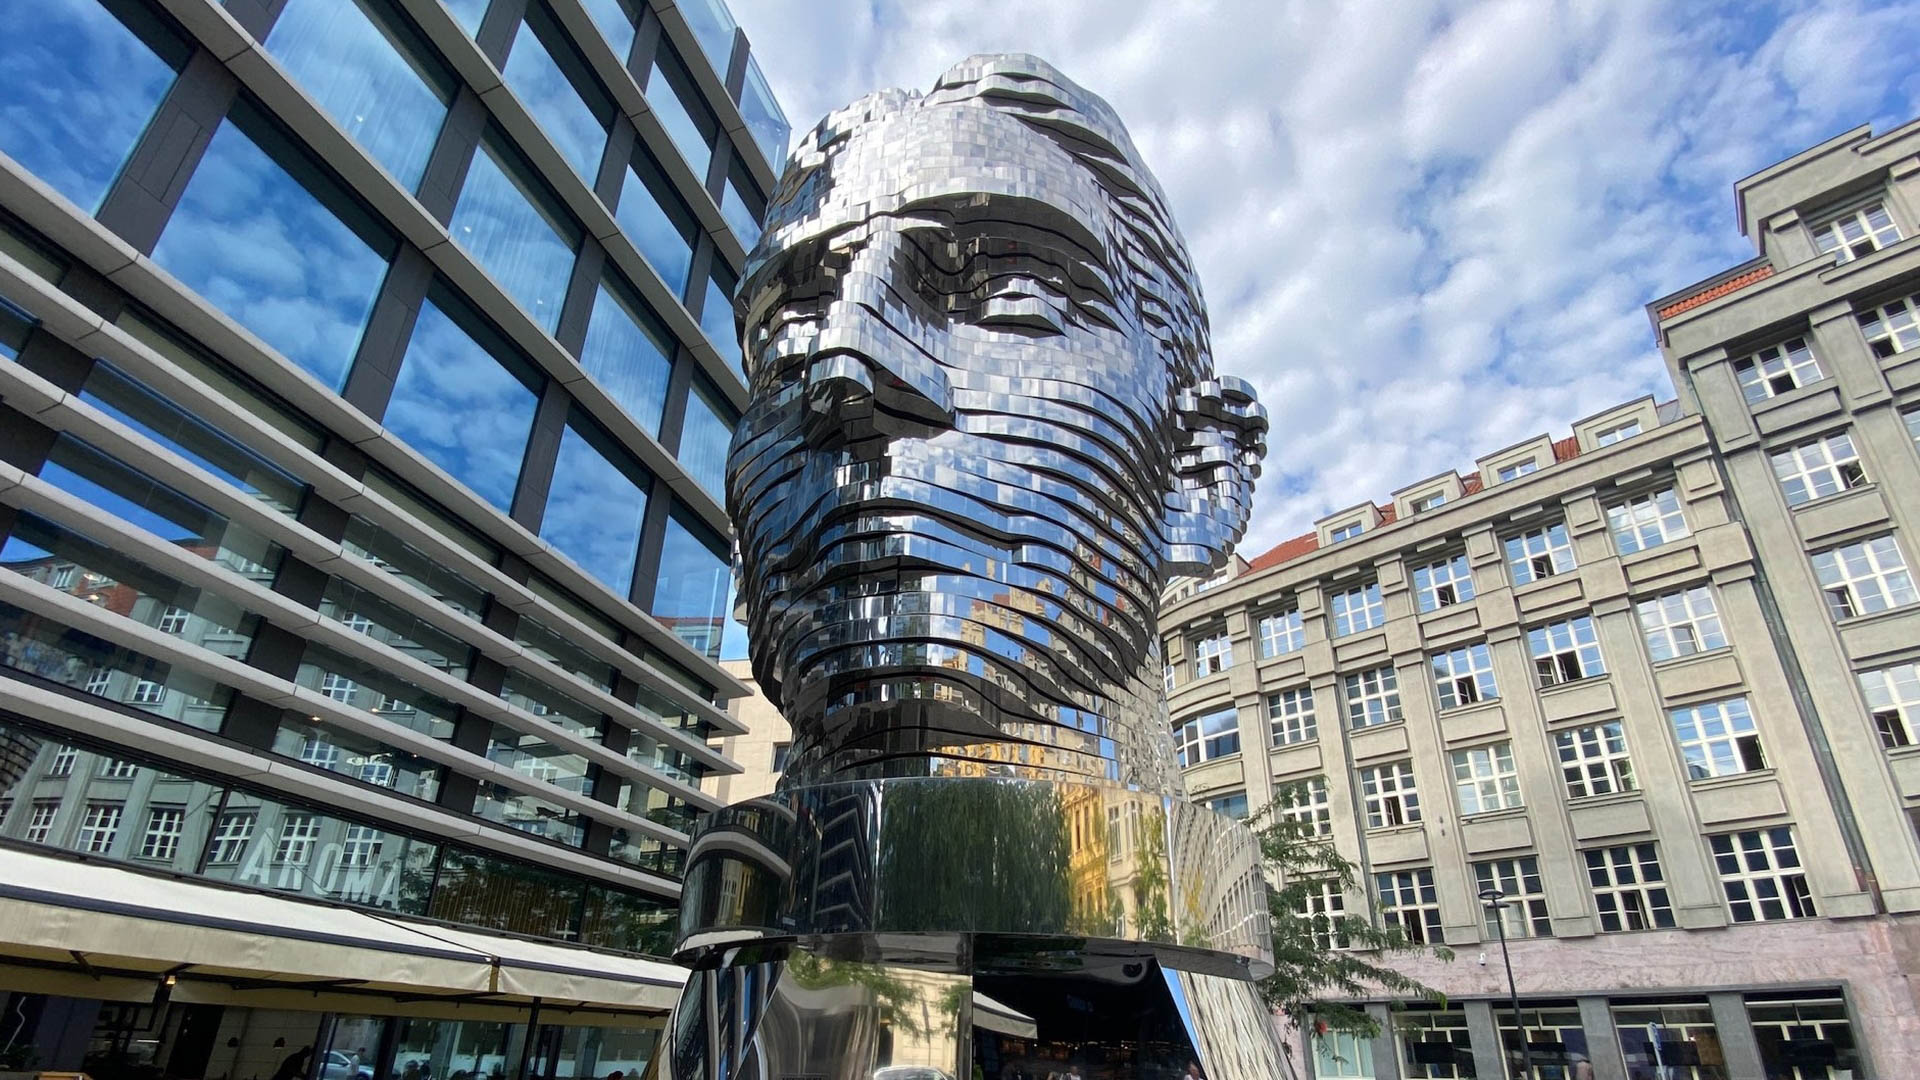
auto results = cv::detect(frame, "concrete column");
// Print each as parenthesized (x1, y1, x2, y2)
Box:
(1707, 991, 1765, 1080)
(1576, 996, 1628, 1080)
(1806, 299, 1890, 410)
(1364, 1003, 1402, 1080)
(1463, 1000, 1508, 1080)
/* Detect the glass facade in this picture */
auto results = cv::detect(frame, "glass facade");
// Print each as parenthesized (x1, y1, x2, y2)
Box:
(540, 413, 650, 595)
(739, 58, 791, 168)
(503, 5, 610, 182)
(679, 375, 733, 497)
(578, 0, 638, 61)
(0, 0, 185, 211)
(580, 278, 674, 432)
(653, 510, 729, 660)
(616, 146, 698, 295)
(385, 290, 543, 510)
(262, 0, 452, 191)
(645, 47, 714, 180)
(152, 103, 395, 390)
(702, 259, 743, 374)
(448, 134, 579, 332)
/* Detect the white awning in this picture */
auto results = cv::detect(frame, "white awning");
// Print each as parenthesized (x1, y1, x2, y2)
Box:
(970, 992, 1038, 1039)
(0, 848, 686, 1016)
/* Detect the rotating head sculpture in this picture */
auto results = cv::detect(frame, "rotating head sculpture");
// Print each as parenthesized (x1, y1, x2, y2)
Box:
(728, 54, 1266, 793)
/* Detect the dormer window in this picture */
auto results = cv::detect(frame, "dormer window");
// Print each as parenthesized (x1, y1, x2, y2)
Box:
(1733, 338, 1825, 405)
(1496, 460, 1538, 484)
(1411, 492, 1445, 513)
(1813, 202, 1901, 264)
(1330, 521, 1364, 543)
(1594, 419, 1641, 446)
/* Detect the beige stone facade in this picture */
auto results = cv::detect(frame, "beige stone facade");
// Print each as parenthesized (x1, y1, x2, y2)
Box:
(708, 660, 792, 804)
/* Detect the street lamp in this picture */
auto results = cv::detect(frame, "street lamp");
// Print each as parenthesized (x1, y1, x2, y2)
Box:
(1479, 887, 1535, 1080)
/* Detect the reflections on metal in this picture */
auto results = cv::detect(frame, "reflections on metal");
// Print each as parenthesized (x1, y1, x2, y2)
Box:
(670, 53, 1289, 1079)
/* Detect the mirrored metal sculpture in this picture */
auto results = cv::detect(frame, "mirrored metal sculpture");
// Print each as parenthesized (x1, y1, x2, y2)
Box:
(670, 53, 1288, 1079)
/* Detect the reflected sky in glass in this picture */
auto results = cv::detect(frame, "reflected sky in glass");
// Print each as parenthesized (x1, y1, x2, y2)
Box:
(152, 118, 389, 390)
(502, 20, 606, 182)
(0, 1, 179, 211)
(615, 155, 694, 296)
(654, 512, 728, 660)
(647, 57, 712, 181)
(577, 0, 637, 61)
(540, 419, 647, 595)
(441, 0, 487, 35)
(675, 0, 735, 75)
(386, 296, 540, 510)
(678, 378, 731, 498)
(263, 0, 449, 191)
(739, 59, 790, 170)
(579, 282, 672, 435)
(35, 457, 197, 545)
(701, 265, 742, 376)
(720, 176, 761, 250)
(449, 140, 577, 333)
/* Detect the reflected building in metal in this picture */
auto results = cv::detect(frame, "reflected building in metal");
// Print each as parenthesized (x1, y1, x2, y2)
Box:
(670, 53, 1288, 1080)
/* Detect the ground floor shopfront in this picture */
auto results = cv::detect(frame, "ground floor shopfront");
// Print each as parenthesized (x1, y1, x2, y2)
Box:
(1306, 916, 1918, 1078)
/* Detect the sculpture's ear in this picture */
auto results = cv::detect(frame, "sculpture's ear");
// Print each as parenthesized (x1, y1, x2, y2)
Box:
(1163, 375, 1268, 576)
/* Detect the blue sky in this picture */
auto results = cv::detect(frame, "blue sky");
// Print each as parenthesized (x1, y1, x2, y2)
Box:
(730, 0, 1920, 557)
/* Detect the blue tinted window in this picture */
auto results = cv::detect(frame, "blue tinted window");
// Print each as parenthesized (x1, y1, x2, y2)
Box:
(0, 0, 184, 212)
(540, 413, 648, 594)
(720, 165, 762, 250)
(152, 104, 393, 390)
(449, 135, 578, 332)
(739, 58, 790, 170)
(386, 290, 542, 510)
(442, 0, 487, 34)
(580, 279, 672, 434)
(702, 260, 742, 376)
(678, 376, 732, 498)
(653, 510, 728, 660)
(578, 0, 637, 60)
(646, 49, 714, 180)
(615, 148, 696, 296)
(263, 0, 451, 191)
(502, 7, 609, 182)
(675, 0, 736, 74)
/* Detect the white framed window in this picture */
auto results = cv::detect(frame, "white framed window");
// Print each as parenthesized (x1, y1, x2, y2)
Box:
(1554, 721, 1636, 798)
(1162, 662, 1175, 694)
(1586, 843, 1675, 932)
(340, 824, 382, 868)
(1813, 201, 1901, 263)
(1432, 642, 1497, 709)
(24, 801, 59, 844)
(208, 813, 256, 863)
(1474, 856, 1550, 937)
(357, 758, 395, 786)
(1857, 292, 1920, 357)
(1206, 791, 1249, 820)
(83, 667, 113, 694)
(139, 807, 184, 861)
(1858, 662, 1920, 749)
(1174, 706, 1240, 767)
(1313, 1031, 1374, 1080)
(1594, 419, 1642, 447)
(1607, 487, 1689, 554)
(298, 737, 340, 769)
(1276, 776, 1332, 837)
(1711, 827, 1814, 922)
(339, 611, 374, 635)
(1410, 492, 1446, 513)
(1329, 582, 1385, 636)
(1451, 742, 1521, 815)
(47, 746, 76, 777)
(1905, 406, 1920, 449)
(1344, 665, 1402, 729)
(1295, 879, 1348, 950)
(275, 814, 321, 864)
(1375, 867, 1441, 944)
(1412, 553, 1475, 612)
(99, 758, 138, 779)
(1330, 521, 1364, 543)
(375, 694, 414, 715)
(128, 679, 166, 705)
(77, 803, 122, 854)
(319, 672, 357, 703)
(1771, 432, 1866, 505)
(48, 564, 76, 589)
(1811, 535, 1918, 619)
(1670, 696, 1766, 779)
(1359, 760, 1421, 828)
(155, 606, 190, 634)
(1258, 607, 1304, 657)
(1268, 687, 1317, 746)
(1191, 631, 1232, 678)
(1504, 523, 1576, 584)
(1636, 586, 1727, 662)
(1734, 337, 1825, 404)
(1529, 616, 1605, 686)
(1496, 460, 1538, 484)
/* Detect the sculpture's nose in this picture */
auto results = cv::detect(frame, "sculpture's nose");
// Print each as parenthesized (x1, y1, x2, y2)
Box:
(800, 228, 953, 446)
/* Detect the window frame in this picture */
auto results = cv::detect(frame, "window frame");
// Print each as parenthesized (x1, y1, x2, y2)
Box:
(1504, 522, 1576, 585)
(1191, 630, 1233, 678)
(1636, 585, 1727, 662)
(1554, 721, 1636, 799)
(1857, 291, 1920, 358)
(1812, 200, 1902, 263)
(1528, 615, 1606, 687)
(1474, 856, 1551, 938)
(1329, 581, 1385, 637)
(1606, 487, 1690, 555)
(1734, 337, 1825, 404)
(1359, 760, 1421, 829)
(1343, 665, 1403, 729)
(1257, 607, 1304, 657)
(1412, 553, 1475, 613)
(1770, 432, 1866, 506)
(1810, 534, 1918, 620)
(1431, 642, 1497, 710)
(1375, 867, 1442, 944)
(1450, 742, 1521, 816)
(1857, 662, 1920, 750)
(1267, 687, 1317, 746)
(1670, 696, 1767, 780)
(1585, 842, 1675, 932)
(1711, 827, 1814, 922)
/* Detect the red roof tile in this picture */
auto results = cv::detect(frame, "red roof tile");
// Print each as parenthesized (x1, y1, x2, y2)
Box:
(1248, 532, 1318, 571)
(1552, 436, 1581, 463)
(1656, 265, 1774, 319)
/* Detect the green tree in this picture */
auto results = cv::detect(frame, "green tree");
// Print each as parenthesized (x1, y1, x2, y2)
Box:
(1252, 778, 1452, 1037)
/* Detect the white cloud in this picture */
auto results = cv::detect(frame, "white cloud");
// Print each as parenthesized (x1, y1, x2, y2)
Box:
(728, 0, 1920, 556)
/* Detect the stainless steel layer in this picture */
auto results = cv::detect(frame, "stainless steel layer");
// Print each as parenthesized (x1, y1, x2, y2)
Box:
(674, 777, 1273, 979)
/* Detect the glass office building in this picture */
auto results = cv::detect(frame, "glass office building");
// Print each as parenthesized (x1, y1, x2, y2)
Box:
(0, 0, 786, 1074)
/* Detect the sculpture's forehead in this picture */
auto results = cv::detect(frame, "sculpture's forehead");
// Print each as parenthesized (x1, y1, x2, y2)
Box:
(776, 102, 1115, 259)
